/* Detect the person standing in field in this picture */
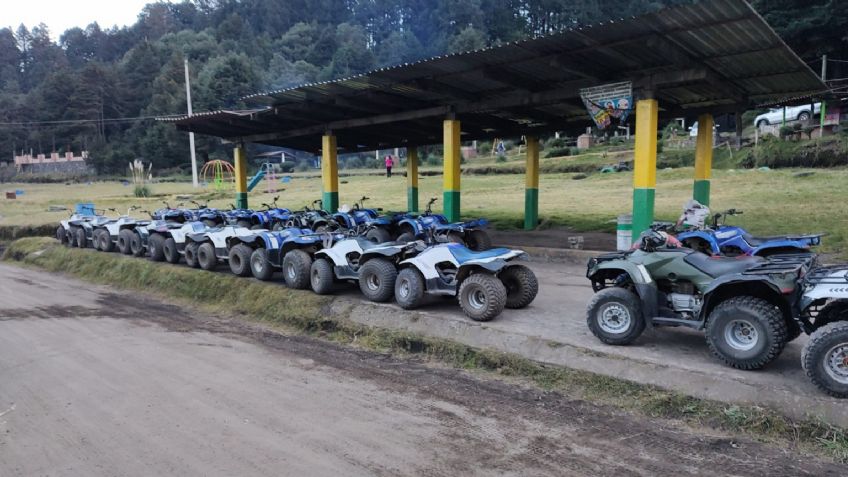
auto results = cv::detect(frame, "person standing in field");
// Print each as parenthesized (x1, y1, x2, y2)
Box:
(385, 154, 395, 177)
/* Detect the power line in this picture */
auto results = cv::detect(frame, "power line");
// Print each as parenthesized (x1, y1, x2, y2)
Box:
(0, 113, 183, 127)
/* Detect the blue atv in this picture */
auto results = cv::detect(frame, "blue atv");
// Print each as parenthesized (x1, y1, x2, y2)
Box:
(226, 227, 346, 289)
(151, 201, 194, 223)
(189, 200, 227, 227)
(677, 209, 822, 257)
(223, 204, 255, 229)
(333, 196, 398, 243)
(396, 197, 492, 251)
(285, 200, 343, 233)
(248, 195, 292, 230)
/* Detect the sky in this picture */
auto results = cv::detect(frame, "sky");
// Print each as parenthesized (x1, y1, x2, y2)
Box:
(4, 0, 171, 39)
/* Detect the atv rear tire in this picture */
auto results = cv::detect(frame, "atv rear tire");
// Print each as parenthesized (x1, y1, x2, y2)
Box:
(358, 258, 397, 302)
(706, 296, 787, 370)
(148, 234, 166, 261)
(56, 226, 67, 245)
(228, 243, 253, 276)
(458, 273, 506, 322)
(118, 229, 134, 254)
(283, 249, 312, 289)
(310, 258, 335, 295)
(365, 227, 392, 244)
(802, 321, 848, 398)
(466, 230, 492, 251)
(447, 232, 465, 245)
(500, 265, 538, 309)
(395, 268, 426, 309)
(163, 238, 180, 264)
(396, 232, 416, 243)
(75, 227, 87, 249)
(197, 242, 217, 271)
(203, 219, 217, 228)
(586, 287, 645, 345)
(129, 231, 145, 257)
(249, 248, 274, 280)
(236, 219, 251, 229)
(184, 242, 200, 268)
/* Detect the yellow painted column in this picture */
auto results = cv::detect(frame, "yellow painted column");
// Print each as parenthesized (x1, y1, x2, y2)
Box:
(631, 99, 658, 240)
(443, 119, 461, 222)
(234, 143, 248, 208)
(407, 147, 419, 212)
(524, 136, 539, 230)
(693, 113, 714, 206)
(321, 133, 338, 212)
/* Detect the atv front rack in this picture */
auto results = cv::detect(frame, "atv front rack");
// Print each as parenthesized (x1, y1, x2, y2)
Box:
(803, 265, 848, 285)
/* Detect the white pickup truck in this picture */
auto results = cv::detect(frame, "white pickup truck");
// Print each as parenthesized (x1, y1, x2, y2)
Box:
(754, 103, 821, 128)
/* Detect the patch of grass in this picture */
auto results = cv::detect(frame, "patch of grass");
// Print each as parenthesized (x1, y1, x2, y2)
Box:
(5, 237, 848, 463)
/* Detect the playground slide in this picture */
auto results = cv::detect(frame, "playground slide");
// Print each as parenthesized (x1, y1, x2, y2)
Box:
(247, 169, 266, 192)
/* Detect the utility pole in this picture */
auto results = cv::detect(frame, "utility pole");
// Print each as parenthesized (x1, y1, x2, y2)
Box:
(184, 58, 199, 187)
(820, 54, 827, 135)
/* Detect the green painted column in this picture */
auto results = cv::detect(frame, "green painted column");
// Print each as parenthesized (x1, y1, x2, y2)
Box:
(524, 136, 539, 230)
(443, 119, 461, 222)
(234, 144, 248, 209)
(631, 99, 658, 240)
(693, 113, 714, 206)
(407, 147, 419, 212)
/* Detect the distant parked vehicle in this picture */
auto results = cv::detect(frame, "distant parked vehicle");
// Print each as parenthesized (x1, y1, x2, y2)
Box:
(754, 103, 821, 128)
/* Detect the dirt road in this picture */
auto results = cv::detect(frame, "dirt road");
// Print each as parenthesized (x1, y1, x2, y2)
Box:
(0, 264, 842, 476)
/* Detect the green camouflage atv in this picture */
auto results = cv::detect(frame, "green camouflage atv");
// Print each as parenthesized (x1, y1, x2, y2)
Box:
(585, 231, 814, 370)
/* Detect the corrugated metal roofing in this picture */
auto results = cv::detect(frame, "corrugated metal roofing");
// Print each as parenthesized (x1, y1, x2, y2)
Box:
(162, 0, 826, 152)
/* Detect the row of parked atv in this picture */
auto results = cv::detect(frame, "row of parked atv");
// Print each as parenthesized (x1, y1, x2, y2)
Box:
(55, 198, 538, 322)
(586, 203, 847, 398)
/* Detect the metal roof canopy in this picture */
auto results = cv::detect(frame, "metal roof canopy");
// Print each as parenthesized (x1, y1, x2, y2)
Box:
(162, 0, 827, 153)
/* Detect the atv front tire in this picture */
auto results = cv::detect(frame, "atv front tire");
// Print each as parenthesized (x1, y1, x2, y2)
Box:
(99, 230, 115, 252)
(466, 230, 492, 251)
(310, 258, 335, 295)
(586, 287, 645, 345)
(117, 229, 134, 254)
(802, 321, 848, 398)
(458, 273, 507, 322)
(197, 242, 217, 271)
(706, 296, 787, 370)
(395, 268, 426, 309)
(358, 258, 398, 302)
(163, 238, 180, 264)
(500, 265, 538, 309)
(184, 242, 200, 268)
(129, 231, 145, 257)
(148, 234, 166, 261)
(249, 248, 274, 280)
(282, 249, 312, 289)
(75, 227, 87, 249)
(228, 244, 253, 276)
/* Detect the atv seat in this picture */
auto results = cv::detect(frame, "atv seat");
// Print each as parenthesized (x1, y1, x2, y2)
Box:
(448, 245, 511, 264)
(742, 233, 793, 246)
(684, 252, 762, 278)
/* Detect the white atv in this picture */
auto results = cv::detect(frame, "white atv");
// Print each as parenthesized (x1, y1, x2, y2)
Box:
(180, 225, 264, 271)
(310, 236, 417, 302)
(58, 209, 111, 248)
(395, 243, 538, 321)
(797, 265, 848, 397)
(90, 207, 149, 253)
(142, 221, 209, 262)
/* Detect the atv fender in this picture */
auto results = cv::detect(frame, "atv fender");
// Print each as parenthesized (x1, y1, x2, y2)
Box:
(677, 230, 720, 254)
(397, 218, 423, 236)
(588, 259, 658, 328)
(701, 274, 789, 323)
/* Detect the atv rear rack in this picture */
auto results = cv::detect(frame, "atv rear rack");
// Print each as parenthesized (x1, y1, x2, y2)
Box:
(742, 252, 817, 275)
